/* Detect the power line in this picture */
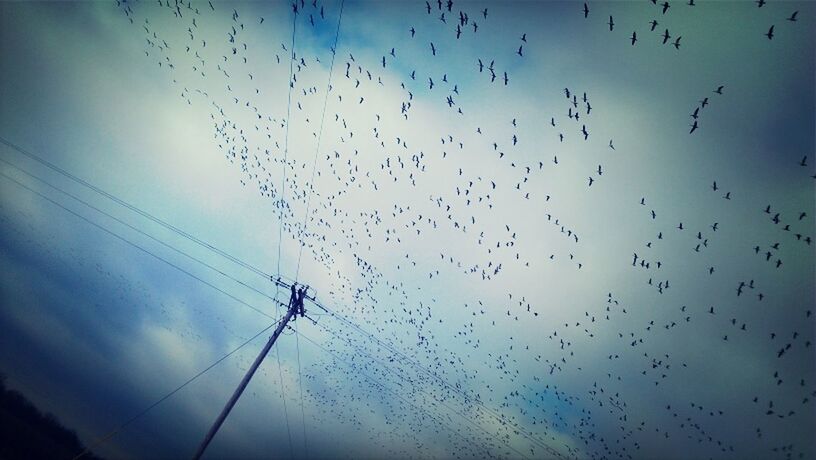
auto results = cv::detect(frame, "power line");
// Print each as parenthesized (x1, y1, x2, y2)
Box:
(295, 0, 345, 280)
(276, 2, 299, 282)
(291, 2, 346, 454)
(0, 155, 280, 314)
(73, 316, 285, 460)
(0, 135, 269, 279)
(0, 169, 281, 321)
(274, 7, 299, 458)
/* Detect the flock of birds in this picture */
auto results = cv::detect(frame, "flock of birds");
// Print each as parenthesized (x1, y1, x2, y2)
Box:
(688, 85, 723, 134)
(59, 0, 814, 458)
(581, 0, 800, 47)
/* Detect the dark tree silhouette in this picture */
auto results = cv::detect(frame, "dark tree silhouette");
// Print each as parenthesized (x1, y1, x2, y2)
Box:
(0, 374, 104, 460)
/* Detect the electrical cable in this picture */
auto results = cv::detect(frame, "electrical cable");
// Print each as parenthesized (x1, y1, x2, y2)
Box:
(72, 317, 285, 460)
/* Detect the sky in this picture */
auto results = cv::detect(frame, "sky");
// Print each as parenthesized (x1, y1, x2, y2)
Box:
(0, 1, 814, 459)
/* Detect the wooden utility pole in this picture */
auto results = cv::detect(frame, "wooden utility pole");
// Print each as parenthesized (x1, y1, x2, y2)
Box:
(192, 280, 306, 459)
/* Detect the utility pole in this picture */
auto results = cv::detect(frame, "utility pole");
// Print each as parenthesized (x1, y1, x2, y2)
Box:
(192, 279, 308, 460)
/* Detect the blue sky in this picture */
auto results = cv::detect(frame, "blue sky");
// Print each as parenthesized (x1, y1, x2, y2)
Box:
(0, 1, 814, 459)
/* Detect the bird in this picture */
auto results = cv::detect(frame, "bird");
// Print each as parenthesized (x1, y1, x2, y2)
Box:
(787, 11, 799, 22)
(672, 36, 681, 49)
(661, 1, 670, 14)
(583, 3, 589, 18)
(765, 25, 774, 40)
(631, 31, 638, 45)
(410, 26, 416, 37)
(608, 16, 614, 31)
(690, 120, 698, 133)
(430, 42, 436, 55)
(662, 29, 671, 44)
(517, 45, 523, 57)
(714, 85, 724, 94)
(521, 33, 527, 42)
(691, 107, 700, 119)
(756, 0, 766, 7)
(650, 19, 659, 31)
